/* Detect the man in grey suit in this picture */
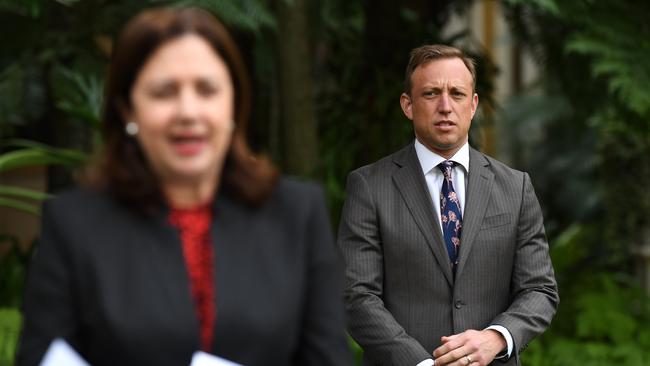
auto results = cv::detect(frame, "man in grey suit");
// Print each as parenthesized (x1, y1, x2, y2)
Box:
(337, 45, 559, 366)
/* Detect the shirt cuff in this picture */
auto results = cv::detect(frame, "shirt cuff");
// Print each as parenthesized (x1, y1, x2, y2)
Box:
(485, 325, 513, 359)
(416, 358, 435, 366)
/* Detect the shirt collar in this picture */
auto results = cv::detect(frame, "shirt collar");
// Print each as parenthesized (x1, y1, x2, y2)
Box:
(414, 139, 470, 175)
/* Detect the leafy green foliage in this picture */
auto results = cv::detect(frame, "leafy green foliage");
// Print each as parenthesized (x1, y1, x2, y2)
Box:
(523, 273, 650, 366)
(0, 0, 43, 17)
(562, 2, 650, 116)
(504, 0, 559, 16)
(348, 335, 363, 365)
(503, 0, 650, 250)
(0, 235, 32, 308)
(53, 67, 103, 131)
(54, 0, 81, 6)
(172, 0, 275, 34)
(0, 140, 86, 214)
(503, 2, 650, 364)
(0, 143, 86, 173)
(0, 307, 22, 366)
(521, 224, 650, 366)
(0, 62, 47, 141)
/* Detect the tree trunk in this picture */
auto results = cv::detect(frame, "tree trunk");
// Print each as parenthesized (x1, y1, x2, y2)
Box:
(276, 0, 319, 177)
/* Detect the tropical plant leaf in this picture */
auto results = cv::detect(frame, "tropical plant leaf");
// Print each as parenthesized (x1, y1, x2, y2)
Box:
(0, 62, 48, 141)
(0, 148, 85, 172)
(54, 0, 81, 6)
(504, 0, 559, 16)
(1, 138, 56, 150)
(0, 0, 43, 17)
(0, 307, 22, 364)
(171, 0, 276, 34)
(0, 197, 40, 215)
(0, 185, 51, 201)
(53, 66, 103, 130)
(567, 35, 650, 116)
(0, 139, 87, 172)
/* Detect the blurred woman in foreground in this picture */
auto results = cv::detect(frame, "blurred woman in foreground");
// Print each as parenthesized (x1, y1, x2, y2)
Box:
(18, 7, 351, 366)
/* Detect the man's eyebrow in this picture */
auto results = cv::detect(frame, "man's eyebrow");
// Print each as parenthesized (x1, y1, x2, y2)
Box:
(420, 83, 442, 89)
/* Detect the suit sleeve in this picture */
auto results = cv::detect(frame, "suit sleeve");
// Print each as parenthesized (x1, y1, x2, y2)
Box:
(491, 172, 559, 357)
(17, 199, 81, 366)
(337, 171, 432, 365)
(294, 184, 353, 366)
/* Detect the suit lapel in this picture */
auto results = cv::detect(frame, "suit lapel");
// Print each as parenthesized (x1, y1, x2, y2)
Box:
(455, 147, 494, 277)
(392, 144, 454, 287)
(144, 211, 200, 344)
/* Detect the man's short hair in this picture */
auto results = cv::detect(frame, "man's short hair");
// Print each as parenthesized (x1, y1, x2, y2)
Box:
(403, 44, 476, 95)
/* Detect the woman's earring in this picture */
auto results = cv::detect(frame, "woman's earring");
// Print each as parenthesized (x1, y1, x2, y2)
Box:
(125, 121, 139, 136)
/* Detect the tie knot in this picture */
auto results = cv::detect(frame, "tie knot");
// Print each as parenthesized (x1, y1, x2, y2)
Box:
(438, 160, 455, 178)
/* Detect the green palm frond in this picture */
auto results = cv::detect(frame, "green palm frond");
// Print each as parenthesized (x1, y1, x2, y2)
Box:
(0, 183, 48, 215)
(170, 0, 276, 34)
(560, 1, 650, 116)
(0, 185, 51, 201)
(0, 0, 43, 17)
(504, 0, 560, 15)
(0, 139, 87, 174)
(0, 196, 40, 216)
(54, 67, 103, 131)
(0, 147, 86, 173)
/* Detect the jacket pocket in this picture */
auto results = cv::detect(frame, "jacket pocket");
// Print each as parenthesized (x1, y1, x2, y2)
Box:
(479, 213, 511, 229)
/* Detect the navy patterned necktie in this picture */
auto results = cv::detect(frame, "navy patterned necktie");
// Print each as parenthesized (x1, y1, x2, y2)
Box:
(439, 161, 463, 273)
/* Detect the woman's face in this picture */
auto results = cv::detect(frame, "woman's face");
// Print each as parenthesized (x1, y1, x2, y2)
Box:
(125, 34, 234, 187)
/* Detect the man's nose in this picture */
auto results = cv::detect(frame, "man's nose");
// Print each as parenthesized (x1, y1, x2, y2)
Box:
(438, 93, 452, 114)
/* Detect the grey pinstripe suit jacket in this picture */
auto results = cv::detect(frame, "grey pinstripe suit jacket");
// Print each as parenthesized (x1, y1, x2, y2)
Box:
(337, 143, 559, 366)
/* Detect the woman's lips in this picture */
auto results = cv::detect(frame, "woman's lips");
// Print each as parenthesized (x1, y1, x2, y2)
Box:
(170, 136, 206, 156)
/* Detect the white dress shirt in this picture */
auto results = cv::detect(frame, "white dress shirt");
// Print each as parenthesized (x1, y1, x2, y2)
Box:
(414, 139, 469, 232)
(413, 139, 513, 366)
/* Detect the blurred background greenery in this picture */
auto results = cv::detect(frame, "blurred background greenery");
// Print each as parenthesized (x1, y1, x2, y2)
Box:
(1, 0, 649, 365)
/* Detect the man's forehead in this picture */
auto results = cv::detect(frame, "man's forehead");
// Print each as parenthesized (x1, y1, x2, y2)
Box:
(419, 78, 472, 88)
(414, 59, 473, 84)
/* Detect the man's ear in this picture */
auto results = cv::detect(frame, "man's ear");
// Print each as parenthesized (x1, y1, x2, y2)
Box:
(471, 92, 479, 119)
(400, 93, 413, 120)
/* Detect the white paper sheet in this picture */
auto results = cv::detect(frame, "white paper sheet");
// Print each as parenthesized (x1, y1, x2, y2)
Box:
(39, 338, 242, 366)
(190, 351, 244, 366)
(40, 338, 89, 366)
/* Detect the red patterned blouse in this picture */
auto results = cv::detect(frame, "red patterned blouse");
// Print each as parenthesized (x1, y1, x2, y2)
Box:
(168, 204, 215, 352)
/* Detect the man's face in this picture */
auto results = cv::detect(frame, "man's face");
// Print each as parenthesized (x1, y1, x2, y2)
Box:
(400, 57, 478, 158)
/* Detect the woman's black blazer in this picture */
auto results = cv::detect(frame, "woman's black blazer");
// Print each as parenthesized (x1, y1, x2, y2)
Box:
(17, 177, 352, 366)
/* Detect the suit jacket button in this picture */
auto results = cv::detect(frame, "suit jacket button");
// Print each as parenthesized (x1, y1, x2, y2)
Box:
(454, 300, 463, 309)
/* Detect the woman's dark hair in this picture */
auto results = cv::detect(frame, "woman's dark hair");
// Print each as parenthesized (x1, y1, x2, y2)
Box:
(89, 7, 278, 211)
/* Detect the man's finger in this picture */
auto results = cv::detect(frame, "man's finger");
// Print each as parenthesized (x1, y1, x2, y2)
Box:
(433, 344, 474, 366)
